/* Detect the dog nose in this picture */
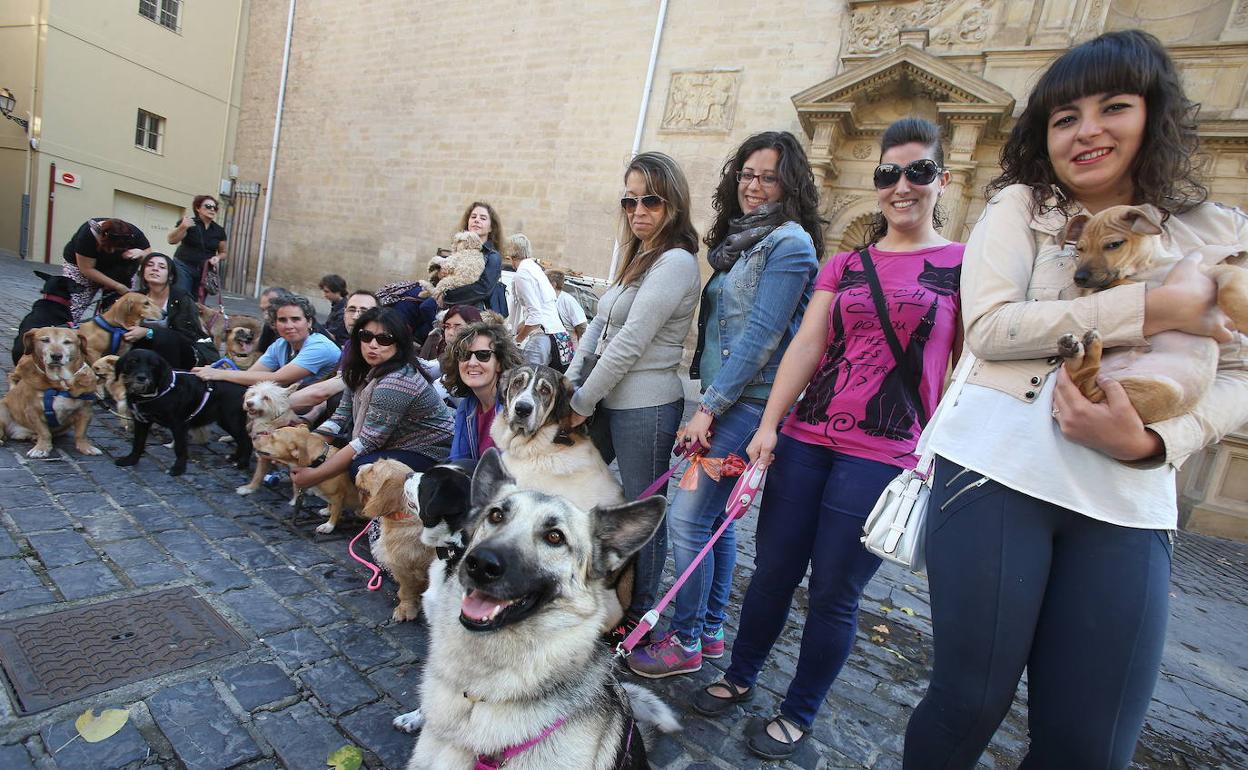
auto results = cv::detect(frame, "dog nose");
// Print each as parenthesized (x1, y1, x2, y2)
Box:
(1073, 269, 1091, 286)
(49, 353, 63, 362)
(513, 401, 533, 419)
(464, 548, 505, 584)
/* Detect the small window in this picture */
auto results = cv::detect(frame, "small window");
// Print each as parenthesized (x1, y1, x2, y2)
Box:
(139, 0, 181, 32)
(135, 109, 165, 154)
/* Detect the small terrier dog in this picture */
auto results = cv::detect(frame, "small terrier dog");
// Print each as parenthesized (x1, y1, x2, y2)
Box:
(417, 231, 486, 301)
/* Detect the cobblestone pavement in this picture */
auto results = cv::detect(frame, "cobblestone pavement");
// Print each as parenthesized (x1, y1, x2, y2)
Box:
(0, 255, 1244, 769)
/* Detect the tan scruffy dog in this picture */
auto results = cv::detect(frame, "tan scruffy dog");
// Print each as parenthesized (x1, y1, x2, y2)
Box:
(418, 231, 486, 301)
(1058, 204, 1248, 424)
(254, 425, 360, 534)
(1, 327, 101, 457)
(236, 382, 301, 496)
(355, 459, 437, 622)
(79, 292, 164, 363)
(91, 354, 131, 430)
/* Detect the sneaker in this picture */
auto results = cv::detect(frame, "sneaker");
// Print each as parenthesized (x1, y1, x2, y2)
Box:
(626, 632, 701, 679)
(700, 627, 726, 659)
(603, 613, 646, 650)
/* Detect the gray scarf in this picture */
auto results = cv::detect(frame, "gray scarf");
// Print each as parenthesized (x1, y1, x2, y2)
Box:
(707, 202, 786, 272)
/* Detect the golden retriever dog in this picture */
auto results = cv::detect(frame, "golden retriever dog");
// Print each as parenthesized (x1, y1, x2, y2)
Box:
(253, 425, 360, 534)
(79, 292, 163, 363)
(236, 381, 301, 496)
(356, 458, 437, 622)
(0, 327, 101, 457)
(90, 354, 131, 429)
(418, 231, 486, 302)
(1059, 204, 1248, 423)
(223, 315, 264, 369)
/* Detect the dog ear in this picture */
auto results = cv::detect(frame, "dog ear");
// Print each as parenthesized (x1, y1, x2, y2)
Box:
(284, 384, 300, 396)
(294, 431, 312, 467)
(553, 373, 578, 431)
(1121, 205, 1164, 235)
(34, 270, 54, 282)
(1061, 213, 1090, 247)
(75, 332, 90, 361)
(590, 497, 667, 578)
(471, 448, 515, 509)
(22, 329, 37, 354)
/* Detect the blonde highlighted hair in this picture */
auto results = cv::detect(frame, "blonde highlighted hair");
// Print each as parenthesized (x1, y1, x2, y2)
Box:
(615, 152, 698, 287)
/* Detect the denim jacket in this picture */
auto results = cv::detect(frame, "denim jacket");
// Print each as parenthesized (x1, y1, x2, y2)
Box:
(691, 220, 818, 416)
(449, 392, 501, 461)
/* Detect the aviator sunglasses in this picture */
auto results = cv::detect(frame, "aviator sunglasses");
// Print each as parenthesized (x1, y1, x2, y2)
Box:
(872, 158, 943, 190)
(458, 348, 496, 363)
(357, 330, 396, 346)
(620, 194, 666, 212)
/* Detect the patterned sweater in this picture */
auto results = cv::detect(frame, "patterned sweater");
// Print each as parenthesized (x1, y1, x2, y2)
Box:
(323, 363, 453, 460)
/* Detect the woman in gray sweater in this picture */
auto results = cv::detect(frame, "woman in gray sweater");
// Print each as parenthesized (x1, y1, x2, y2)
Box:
(566, 151, 702, 641)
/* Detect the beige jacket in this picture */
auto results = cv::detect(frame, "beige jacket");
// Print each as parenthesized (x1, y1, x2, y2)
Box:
(962, 184, 1248, 468)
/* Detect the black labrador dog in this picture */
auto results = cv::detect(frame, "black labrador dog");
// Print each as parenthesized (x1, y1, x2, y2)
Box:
(12, 271, 75, 364)
(113, 349, 250, 476)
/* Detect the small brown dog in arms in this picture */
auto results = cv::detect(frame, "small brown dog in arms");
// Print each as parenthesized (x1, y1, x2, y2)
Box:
(253, 424, 360, 533)
(1059, 204, 1248, 423)
(418, 231, 486, 301)
(0, 327, 101, 457)
(355, 459, 437, 622)
(236, 381, 301, 496)
(79, 292, 164, 363)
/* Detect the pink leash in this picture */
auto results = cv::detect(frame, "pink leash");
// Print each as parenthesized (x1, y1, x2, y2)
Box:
(636, 444, 699, 499)
(616, 459, 768, 656)
(348, 522, 384, 591)
(475, 716, 567, 769)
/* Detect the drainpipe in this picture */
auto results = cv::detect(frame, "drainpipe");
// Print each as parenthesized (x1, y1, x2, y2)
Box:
(606, 0, 669, 282)
(252, 0, 297, 298)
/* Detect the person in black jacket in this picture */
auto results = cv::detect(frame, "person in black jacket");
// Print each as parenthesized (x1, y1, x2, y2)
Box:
(167, 195, 228, 301)
(61, 218, 153, 321)
(440, 201, 506, 311)
(319, 273, 349, 344)
(128, 252, 220, 367)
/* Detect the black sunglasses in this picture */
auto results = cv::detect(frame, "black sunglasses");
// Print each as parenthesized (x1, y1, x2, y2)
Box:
(872, 159, 943, 189)
(620, 194, 665, 212)
(458, 349, 495, 363)
(358, 330, 396, 346)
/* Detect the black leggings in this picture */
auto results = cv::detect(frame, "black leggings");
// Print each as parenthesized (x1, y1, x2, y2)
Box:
(903, 456, 1171, 770)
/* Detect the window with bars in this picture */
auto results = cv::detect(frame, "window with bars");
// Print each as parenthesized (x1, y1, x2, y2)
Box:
(135, 110, 165, 154)
(139, 0, 181, 32)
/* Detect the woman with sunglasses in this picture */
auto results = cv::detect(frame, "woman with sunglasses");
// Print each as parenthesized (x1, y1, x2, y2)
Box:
(564, 151, 701, 639)
(290, 307, 453, 489)
(683, 118, 964, 759)
(905, 32, 1245, 768)
(443, 320, 524, 462)
(626, 132, 820, 681)
(167, 195, 227, 301)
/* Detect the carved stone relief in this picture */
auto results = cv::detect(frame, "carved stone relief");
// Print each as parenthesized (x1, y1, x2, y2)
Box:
(932, 1, 994, 46)
(659, 70, 742, 133)
(852, 143, 873, 160)
(823, 193, 863, 221)
(1236, 0, 1248, 27)
(847, 0, 949, 54)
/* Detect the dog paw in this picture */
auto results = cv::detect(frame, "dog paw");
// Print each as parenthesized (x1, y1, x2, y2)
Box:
(315, 522, 335, 534)
(218, 435, 235, 444)
(115, 455, 140, 467)
(1057, 333, 1082, 359)
(392, 709, 425, 733)
(317, 507, 332, 518)
(76, 444, 103, 456)
(236, 485, 257, 496)
(26, 446, 51, 459)
(162, 441, 175, 450)
(1082, 329, 1101, 347)
(392, 604, 421, 623)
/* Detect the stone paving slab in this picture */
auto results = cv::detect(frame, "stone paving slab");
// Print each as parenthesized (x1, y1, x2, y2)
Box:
(0, 254, 1244, 769)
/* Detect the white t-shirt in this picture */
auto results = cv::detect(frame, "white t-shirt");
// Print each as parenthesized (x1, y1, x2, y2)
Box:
(512, 259, 566, 334)
(556, 291, 587, 334)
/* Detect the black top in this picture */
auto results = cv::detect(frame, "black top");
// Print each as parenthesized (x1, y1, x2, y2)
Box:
(441, 240, 503, 308)
(325, 298, 348, 345)
(172, 216, 228, 266)
(63, 220, 151, 284)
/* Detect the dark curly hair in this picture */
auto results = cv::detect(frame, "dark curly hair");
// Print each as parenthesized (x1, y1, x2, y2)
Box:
(863, 117, 947, 247)
(439, 320, 524, 400)
(704, 131, 826, 260)
(989, 29, 1206, 216)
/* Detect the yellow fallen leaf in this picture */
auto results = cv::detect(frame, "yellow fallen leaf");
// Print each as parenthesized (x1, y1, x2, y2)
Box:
(327, 745, 363, 770)
(900, 607, 915, 616)
(879, 606, 891, 613)
(75, 708, 129, 743)
(871, 624, 890, 634)
(870, 635, 885, 644)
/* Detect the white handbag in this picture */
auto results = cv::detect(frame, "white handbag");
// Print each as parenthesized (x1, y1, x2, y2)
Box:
(862, 354, 975, 573)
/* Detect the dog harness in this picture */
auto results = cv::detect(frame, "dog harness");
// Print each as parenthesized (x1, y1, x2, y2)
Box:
(42, 388, 96, 429)
(91, 315, 128, 356)
(129, 371, 213, 424)
(208, 358, 240, 371)
(474, 716, 567, 770)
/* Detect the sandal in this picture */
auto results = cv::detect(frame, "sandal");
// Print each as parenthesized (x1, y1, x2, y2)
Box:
(746, 715, 807, 760)
(690, 679, 753, 716)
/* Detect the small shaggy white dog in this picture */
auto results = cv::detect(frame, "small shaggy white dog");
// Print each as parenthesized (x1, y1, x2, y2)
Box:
(419, 231, 486, 301)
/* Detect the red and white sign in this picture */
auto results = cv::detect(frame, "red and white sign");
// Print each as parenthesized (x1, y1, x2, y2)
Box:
(56, 168, 82, 188)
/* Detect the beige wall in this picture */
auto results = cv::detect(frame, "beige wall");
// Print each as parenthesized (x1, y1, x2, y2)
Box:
(0, 0, 42, 259)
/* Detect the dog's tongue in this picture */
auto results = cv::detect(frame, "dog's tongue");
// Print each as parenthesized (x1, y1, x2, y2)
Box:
(461, 590, 513, 622)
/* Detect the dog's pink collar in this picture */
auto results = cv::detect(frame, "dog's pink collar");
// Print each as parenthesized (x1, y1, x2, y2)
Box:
(475, 716, 567, 769)
(42, 293, 71, 308)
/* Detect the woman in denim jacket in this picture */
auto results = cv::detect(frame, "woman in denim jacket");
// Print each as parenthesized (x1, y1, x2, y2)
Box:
(627, 131, 822, 678)
(443, 321, 523, 462)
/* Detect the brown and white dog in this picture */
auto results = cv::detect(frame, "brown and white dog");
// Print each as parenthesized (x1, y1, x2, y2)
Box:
(79, 292, 164, 364)
(253, 425, 360, 534)
(223, 315, 264, 369)
(91, 354, 131, 429)
(0, 327, 101, 457)
(355, 459, 438, 622)
(235, 381, 301, 496)
(1059, 204, 1248, 423)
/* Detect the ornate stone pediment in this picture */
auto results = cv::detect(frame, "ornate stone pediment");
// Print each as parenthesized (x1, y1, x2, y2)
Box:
(791, 44, 1015, 137)
(846, 0, 1002, 54)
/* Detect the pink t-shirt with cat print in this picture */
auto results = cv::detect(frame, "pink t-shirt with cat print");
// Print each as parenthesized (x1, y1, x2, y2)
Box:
(781, 242, 964, 469)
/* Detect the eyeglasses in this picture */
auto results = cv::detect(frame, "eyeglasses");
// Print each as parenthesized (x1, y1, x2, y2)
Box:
(736, 171, 780, 188)
(357, 330, 396, 346)
(872, 159, 943, 189)
(620, 194, 665, 212)
(202, 203, 217, 211)
(458, 349, 495, 363)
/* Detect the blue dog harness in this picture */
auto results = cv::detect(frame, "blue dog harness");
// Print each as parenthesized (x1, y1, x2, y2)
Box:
(91, 315, 128, 355)
(42, 388, 97, 429)
(208, 358, 240, 370)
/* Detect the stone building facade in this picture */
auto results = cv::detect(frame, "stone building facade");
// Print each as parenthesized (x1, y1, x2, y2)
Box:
(232, 0, 1248, 537)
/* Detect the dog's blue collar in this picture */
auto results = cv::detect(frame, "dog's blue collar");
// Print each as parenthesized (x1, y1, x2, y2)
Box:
(43, 388, 96, 429)
(91, 315, 127, 355)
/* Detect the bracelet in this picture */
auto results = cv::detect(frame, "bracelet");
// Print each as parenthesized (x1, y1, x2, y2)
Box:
(697, 404, 714, 418)
(145, 328, 154, 340)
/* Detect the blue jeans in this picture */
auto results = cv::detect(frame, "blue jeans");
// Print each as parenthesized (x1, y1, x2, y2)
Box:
(590, 398, 682, 616)
(667, 398, 765, 642)
(348, 448, 438, 480)
(725, 435, 897, 730)
(903, 457, 1171, 769)
(172, 258, 200, 298)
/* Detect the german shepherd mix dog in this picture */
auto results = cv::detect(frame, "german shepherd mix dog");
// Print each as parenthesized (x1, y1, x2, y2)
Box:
(113, 349, 251, 476)
(1, 327, 101, 457)
(407, 449, 679, 770)
(12, 271, 75, 364)
(1058, 204, 1248, 423)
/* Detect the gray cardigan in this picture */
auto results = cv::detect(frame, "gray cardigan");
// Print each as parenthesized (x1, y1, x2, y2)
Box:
(568, 248, 701, 414)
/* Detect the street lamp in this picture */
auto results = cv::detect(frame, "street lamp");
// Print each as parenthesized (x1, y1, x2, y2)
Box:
(0, 88, 30, 130)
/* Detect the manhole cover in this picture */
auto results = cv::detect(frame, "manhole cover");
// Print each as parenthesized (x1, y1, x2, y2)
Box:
(0, 586, 246, 713)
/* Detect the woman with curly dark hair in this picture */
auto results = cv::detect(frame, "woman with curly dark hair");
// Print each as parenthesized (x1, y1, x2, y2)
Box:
(442, 320, 524, 462)
(903, 30, 1245, 768)
(626, 132, 821, 679)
